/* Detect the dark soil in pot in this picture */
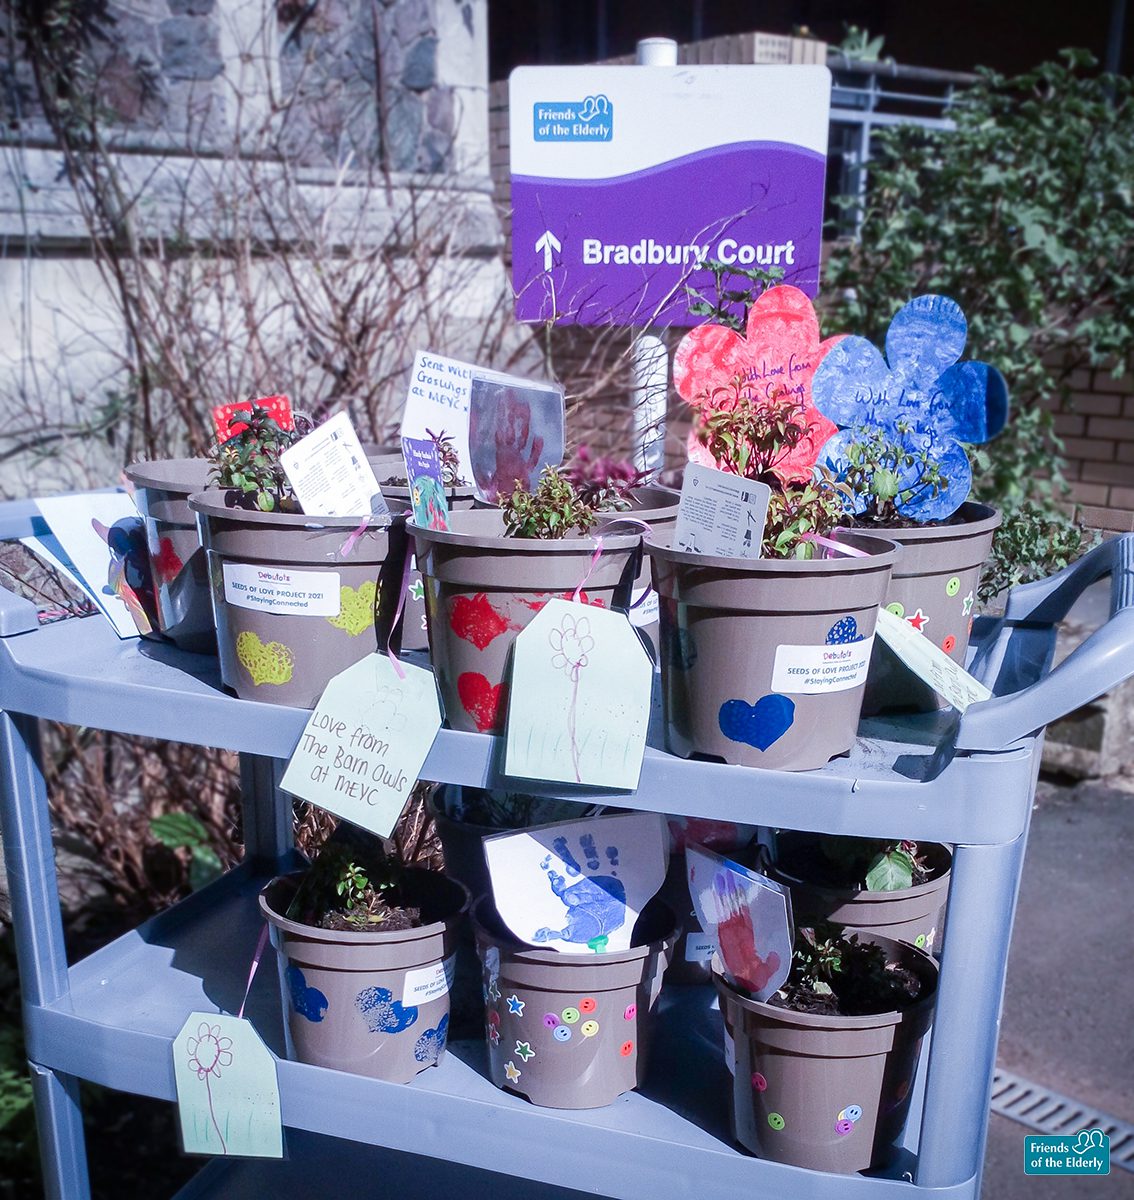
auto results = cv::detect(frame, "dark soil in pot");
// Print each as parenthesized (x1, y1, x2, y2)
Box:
(411, 508, 640, 734)
(770, 834, 951, 952)
(857, 502, 1000, 715)
(473, 894, 677, 1109)
(260, 870, 467, 1084)
(646, 530, 899, 770)
(717, 932, 938, 1173)
(189, 490, 407, 707)
(124, 458, 215, 653)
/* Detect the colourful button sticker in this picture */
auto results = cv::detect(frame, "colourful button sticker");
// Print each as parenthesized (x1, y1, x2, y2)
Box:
(580, 1020, 599, 1038)
(886, 602, 905, 618)
(942, 634, 956, 653)
(553, 1025, 572, 1043)
(767, 1112, 785, 1131)
(542, 1013, 559, 1029)
(623, 1004, 637, 1021)
(835, 1119, 854, 1136)
(620, 1040, 634, 1057)
(579, 997, 597, 1014)
(845, 1105, 863, 1122)
(946, 576, 961, 596)
(751, 1072, 767, 1092)
(562, 1007, 580, 1024)
(915, 933, 926, 948)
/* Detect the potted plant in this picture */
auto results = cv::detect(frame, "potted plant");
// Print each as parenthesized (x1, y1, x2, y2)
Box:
(811, 295, 1007, 712)
(259, 798, 467, 1084)
(123, 457, 215, 653)
(769, 833, 951, 952)
(188, 404, 407, 707)
(645, 391, 899, 771)
(410, 466, 641, 734)
(716, 922, 938, 1173)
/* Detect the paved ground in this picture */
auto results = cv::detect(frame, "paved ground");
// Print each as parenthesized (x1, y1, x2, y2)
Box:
(981, 773, 1134, 1199)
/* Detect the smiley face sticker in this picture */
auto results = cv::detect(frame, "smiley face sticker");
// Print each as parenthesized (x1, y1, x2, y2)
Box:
(946, 576, 961, 597)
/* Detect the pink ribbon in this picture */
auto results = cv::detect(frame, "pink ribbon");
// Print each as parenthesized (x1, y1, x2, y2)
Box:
(385, 548, 415, 681)
(572, 536, 605, 603)
(801, 531, 870, 559)
(339, 516, 372, 559)
(236, 924, 270, 1021)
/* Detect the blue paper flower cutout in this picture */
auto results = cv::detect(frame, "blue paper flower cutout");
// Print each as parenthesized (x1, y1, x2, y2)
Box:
(813, 296, 1009, 522)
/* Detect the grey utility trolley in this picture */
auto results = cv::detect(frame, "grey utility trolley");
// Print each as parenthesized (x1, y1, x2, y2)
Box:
(1, 489, 1132, 1200)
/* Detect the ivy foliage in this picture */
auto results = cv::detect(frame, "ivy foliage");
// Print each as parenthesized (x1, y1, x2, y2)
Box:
(823, 52, 1133, 594)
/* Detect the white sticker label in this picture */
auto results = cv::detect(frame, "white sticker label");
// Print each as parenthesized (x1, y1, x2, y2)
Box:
(723, 1026, 736, 1075)
(771, 634, 874, 694)
(222, 563, 341, 616)
(403, 955, 455, 1004)
(684, 933, 718, 963)
(629, 585, 660, 628)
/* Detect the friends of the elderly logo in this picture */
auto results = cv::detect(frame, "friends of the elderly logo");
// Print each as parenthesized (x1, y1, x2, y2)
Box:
(1025, 1128, 1110, 1175)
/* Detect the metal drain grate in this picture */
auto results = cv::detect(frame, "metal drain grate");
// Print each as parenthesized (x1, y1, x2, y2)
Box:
(991, 1068, 1134, 1174)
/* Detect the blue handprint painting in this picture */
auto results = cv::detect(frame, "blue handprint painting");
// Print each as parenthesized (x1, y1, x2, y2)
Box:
(484, 813, 668, 955)
(812, 295, 1009, 522)
(355, 985, 418, 1035)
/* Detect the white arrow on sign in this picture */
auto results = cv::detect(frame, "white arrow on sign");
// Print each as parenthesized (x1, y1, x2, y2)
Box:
(535, 229, 561, 271)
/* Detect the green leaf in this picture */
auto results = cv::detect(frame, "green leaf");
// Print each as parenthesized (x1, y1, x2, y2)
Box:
(865, 849, 915, 892)
(150, 812, 209, 849)
(189, 846, 223, 891)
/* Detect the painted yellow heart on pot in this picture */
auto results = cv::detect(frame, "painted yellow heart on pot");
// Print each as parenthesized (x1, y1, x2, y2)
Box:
(236, 630, 295, 685)
(326, 580, 378, 637)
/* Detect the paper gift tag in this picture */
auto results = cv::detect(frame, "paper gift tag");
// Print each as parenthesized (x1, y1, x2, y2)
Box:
(483, 812, 668, 954)
(173, 1012, 282, 1158)
(875, 608, 992, 712)
(280, 411, 388, 518)
(468, 371, 565, 504)
(280, 654, 442, 838)
(35, 493, 149, 639)
(212, 395, 293, 443)
(504, 598, 652, 790)
(401, 436, 450, 531)
(673, 463, 771, 558)
(686, 843, 793, 1000)
(401, 351, 475, 486)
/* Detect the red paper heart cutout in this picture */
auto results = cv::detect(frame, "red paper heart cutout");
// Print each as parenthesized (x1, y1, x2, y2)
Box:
(450, 592, 510, 649)
(457, 673, 508, 733)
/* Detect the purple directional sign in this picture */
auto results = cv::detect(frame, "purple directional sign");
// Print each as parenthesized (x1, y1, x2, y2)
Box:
(509, 65, 831, 327)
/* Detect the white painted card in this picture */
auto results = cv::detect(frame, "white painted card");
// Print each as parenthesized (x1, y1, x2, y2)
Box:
(672, 463, 771, 558)
(173, 1012, 282, 1159)
(483, 811, 668, 954)
(280, 654, 442, 839)
(222, 562, 341, 616)
(875, 608, 993, 712)
(280, 411, 387, 518)
(401, 351, 475, 485)
(770, 636, 875, 695)
(504, 598, 653, 790)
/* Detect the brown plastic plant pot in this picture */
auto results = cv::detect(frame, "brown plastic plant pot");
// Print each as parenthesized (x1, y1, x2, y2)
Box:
(410, 508, 641, 734)
(259, 871, 468, 1084)
(645, 530, 899, 771)
(715, 932, 939, 1174)
(370, 453, 481, 653)
(123, 458, 215, 654)
(597, 483, 680, 657)
(769, 834, 952, 954)
(189, 490, 407, 708)
(472, 894, 677, 1110)
(860, 502, 1001, 715)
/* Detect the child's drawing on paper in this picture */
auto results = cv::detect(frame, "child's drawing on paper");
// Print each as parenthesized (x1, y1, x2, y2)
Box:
(548, 611, 594, 782)
(532, 833, 626, 952)
(186, 1021, 234, 1153)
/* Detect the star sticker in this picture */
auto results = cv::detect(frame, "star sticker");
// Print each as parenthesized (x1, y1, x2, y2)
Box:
(906, 608, 929, 633)
(961, 590, 974, 617)
(514, 1041, 535, 1062)
(408, 579, 425, 602)
(504, 1060, 522, 1084)
(487, 1026, 500, 1045)
(487, 980, 500, 1003)
(506, 994, 525, 1016)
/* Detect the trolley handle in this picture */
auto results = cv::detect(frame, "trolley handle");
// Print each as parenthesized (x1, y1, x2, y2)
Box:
(956, 533, 1134, 751)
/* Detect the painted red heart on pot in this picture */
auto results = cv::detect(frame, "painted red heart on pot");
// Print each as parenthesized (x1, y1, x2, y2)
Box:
(457, 672, 508, 733)
(450, 592, 510, 649)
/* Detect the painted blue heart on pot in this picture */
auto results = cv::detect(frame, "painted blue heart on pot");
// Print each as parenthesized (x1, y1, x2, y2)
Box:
(413, 1013, 450, 1065)
(719, 694, 795, 750)
(285, 965, 328, 1023)
(827, 615, 865, 645)
(355, 984, 419, 1034)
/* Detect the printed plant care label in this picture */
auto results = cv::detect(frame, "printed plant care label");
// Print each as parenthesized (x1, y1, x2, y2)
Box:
(673, 464, 771, 559)
(771, 636, 874, 695)
(223, 563, 341, 616)
(628, 585, 659, 628)
(684, 933, 718, 963)
(875, 609, 993, 712)
(280, 410, 388, 518)
(403, 955, 456, 1004)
